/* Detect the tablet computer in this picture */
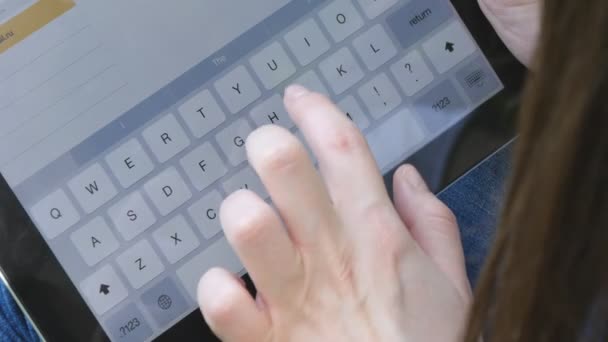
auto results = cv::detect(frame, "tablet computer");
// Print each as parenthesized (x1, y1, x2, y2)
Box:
(0, 0, 524, 340)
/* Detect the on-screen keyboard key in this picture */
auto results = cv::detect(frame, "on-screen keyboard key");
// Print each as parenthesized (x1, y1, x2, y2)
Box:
(30, 189, 80, 239)
(187, 190, 224, 240)
(116, 239, 165, 289)
(142, 113, 191, 163)
(357, 73, 402, 119)
(366, 109, 426, 171)
(108, 191, 157, 241)
(143, 167, 192, 216)
(179, 142, 227, 192)
(284, 18, 331, 66)
(68, 163, 118, 214)
(178, 89, 226, 139)
(318, 0, 365, 43)
(215, 119, 253, 167)
(352, 24, 398, 71)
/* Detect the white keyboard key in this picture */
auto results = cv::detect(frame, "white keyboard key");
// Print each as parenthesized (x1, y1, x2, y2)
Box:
(422, 21, 477, 74)
(80, 264, 128, 315)
(108, 191, 157, 241)
(144, 167, 192, 216)
(319, 47, 365, 95)
(116, 239, 165, 289)
(215, 119, 253, 166)
(284, 18, 331, 66)
(214, 65, 262, 114)
(358, 73, 402, 119)
(142, 114, 191, 163)
(337, 96, 370, 130)
(177, 238, 243, 300)
(222, 167, 268, 199)
(105, 139, 154, 189)
(352, 24, 398, 71)
(391, 49, 435, 96)
(293, 70, 330, 95)
(356, 0, 399, 19)
(250, 94, 294, 129)
(366, 109, 426, 171)
(68, 164, 118, 214)
(179, 142, 227, 191)
(178, 89, 226, 138)
(318, 0, 365, 42)
(188, 190, 223, 240)
(71, 217, 119, 266)
(30, 189, 80, 239)
(152, 215, 200, 264)
(250, 42, 296, 90)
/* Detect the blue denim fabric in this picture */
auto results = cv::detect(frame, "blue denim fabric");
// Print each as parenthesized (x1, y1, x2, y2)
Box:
(439, 142, 513, 286)
(0, 143, 512, 340)
(0, 283, 39, 342)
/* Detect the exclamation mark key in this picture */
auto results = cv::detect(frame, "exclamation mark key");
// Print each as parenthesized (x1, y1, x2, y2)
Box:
(358, 73, 403, 119)
(373, 86, 387, 107)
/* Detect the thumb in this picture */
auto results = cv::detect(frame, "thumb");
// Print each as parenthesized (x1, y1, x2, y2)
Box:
(393, 165, 471, 299)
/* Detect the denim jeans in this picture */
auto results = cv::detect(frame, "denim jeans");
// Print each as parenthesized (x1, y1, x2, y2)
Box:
(0, 143, 512, 340)
(0, 282, 39, 341)
(439, 142, 512, 285)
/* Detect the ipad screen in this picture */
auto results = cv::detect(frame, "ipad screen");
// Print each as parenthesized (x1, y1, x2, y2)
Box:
(0, 0, 502, 340)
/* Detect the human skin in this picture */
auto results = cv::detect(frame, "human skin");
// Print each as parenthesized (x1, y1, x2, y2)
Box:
(478, 0, 540, 67)
(197, 2, 541, 341)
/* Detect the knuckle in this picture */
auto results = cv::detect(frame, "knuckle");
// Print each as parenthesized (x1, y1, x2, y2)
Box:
(230, 205, 274, 247)
(364, 201, 396, 227)
(336, 252, 356, 285)
(258, 137, 304, 173)
(424, 199, 458, 228)
(363, 202, 407, 252)
(325, 126, 366, 154)
(205, 289, 240, 326)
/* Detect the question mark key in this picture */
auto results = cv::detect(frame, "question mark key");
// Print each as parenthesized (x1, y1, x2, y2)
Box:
(390, 50, 435, 96)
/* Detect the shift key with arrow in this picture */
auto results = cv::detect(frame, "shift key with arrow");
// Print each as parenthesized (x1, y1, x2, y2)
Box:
(445, 41, 455, 53)
(81, 265, 128, 315)
(99, 284, 110, 295)
(422, 21, 478, 74)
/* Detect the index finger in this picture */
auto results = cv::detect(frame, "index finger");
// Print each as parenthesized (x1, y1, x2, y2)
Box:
(284, 85, 390, 214)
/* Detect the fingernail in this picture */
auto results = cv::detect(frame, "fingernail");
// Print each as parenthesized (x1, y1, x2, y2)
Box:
(397, 165, 428, 193)
(284, 84, 310, 103)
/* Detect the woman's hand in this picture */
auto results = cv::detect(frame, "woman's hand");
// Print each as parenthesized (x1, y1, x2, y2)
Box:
(478, 0, 541, 67)
(197, 86, 471, 342)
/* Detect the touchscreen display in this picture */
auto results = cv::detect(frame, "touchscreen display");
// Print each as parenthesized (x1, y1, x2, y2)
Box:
(0, 0, 502, 340)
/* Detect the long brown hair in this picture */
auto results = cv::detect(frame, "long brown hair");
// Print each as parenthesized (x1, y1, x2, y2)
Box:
(465, 1, 608, 341)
